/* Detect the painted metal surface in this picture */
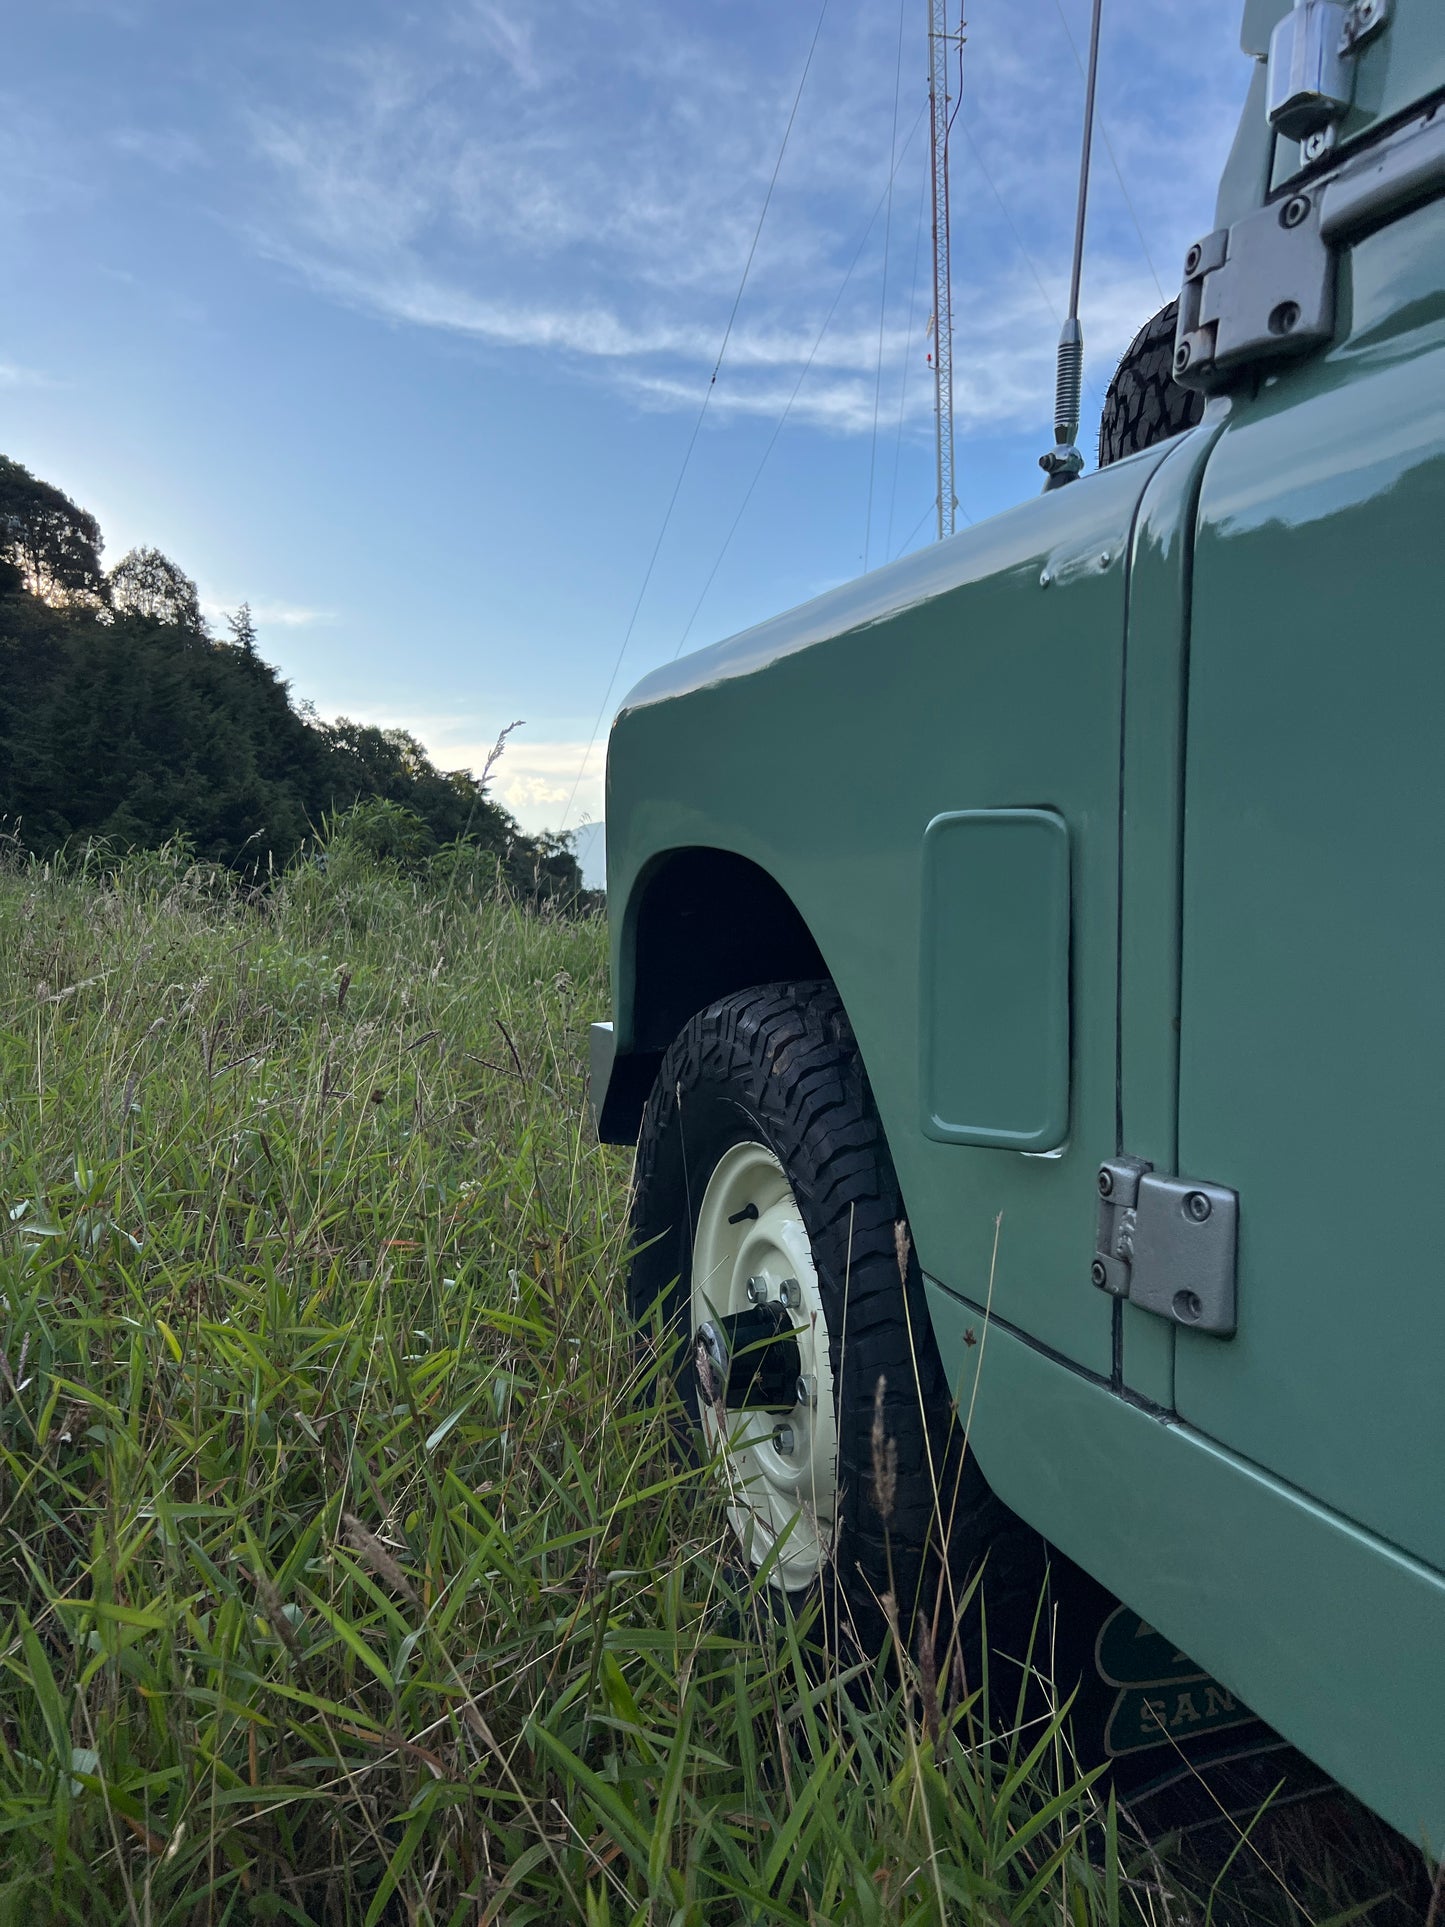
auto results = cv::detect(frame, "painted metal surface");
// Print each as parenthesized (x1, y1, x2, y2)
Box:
(1172, 193, 1445, 1572)
(600, 0, 1445, 1840)
(1243, 0, 1445, 209)
(919, 809, 1071, 1150)
(1269, 0, 1445, 187)
(1115, 423, 1225, 1407)
(926, 1288, 1445, 1849)
(587, 1020, 615, 1132)
(608, 446, 1171, 1378)
(1343, 0, 1445, 137)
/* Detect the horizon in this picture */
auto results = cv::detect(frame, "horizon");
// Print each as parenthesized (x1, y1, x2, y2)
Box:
(3, 0, 1250, 884)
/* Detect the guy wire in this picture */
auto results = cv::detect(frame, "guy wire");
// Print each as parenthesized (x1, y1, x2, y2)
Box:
(558, 0, 831, 831)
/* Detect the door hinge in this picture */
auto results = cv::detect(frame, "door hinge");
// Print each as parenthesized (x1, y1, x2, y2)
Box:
(1092, 1158, 1238, 1336)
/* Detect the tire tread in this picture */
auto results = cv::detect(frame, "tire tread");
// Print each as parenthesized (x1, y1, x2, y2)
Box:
(1097, 299, 1204, 468)
(630, 979, 1043, 1662)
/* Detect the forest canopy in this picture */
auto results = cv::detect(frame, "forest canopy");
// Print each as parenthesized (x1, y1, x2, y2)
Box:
(0, 455, 580, 900)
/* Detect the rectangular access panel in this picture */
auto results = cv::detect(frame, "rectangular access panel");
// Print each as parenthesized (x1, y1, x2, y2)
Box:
(920, 808, 1070, 1151)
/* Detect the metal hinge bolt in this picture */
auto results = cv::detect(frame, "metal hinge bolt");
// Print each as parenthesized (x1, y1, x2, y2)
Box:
(1340, 0, 1388, 50)
(1092, 1156, 1238, 1336)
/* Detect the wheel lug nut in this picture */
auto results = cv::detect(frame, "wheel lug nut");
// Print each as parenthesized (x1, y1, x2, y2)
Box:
(796, 1374, 817, 1408)
(773, 1425, 796, 1455)
(745, 1276, 769, 1305)
(779, 1277, 802, 1309)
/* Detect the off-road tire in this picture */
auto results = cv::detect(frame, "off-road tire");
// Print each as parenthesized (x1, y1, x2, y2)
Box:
(628, 979, 1044, 1666)
(1097, 299, 1204, 467)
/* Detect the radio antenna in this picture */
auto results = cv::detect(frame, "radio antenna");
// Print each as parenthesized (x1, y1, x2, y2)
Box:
(928, 1, 963, 539)
(1040, 0, 1103, 489)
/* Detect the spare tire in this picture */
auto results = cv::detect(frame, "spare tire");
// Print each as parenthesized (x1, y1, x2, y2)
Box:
(1098, 299, 1204, 467)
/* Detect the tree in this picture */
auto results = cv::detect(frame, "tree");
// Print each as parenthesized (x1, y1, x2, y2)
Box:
(225, 602, 257, 655)
(0, 453, 583, 898)
(0, 456, 105, 605)
(109, 546, 207, 632)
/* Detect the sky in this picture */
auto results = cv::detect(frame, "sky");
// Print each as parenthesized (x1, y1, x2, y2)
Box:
(2, 0, 1253, 880)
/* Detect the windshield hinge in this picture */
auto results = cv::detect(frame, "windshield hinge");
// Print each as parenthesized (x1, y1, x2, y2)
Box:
(1092, 1158, 1238, 1336)
(1173, 190, 1334, 392)
(1174, 98, 1445, 393)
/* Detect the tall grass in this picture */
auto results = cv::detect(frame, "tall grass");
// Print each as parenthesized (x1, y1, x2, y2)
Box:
(0, 844, 1423, 1924)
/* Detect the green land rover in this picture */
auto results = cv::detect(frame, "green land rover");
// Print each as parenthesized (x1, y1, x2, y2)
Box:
(590, 0, 1445, 1848)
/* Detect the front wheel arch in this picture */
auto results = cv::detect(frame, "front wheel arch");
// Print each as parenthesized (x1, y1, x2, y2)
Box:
(601, 847, 827, 1144)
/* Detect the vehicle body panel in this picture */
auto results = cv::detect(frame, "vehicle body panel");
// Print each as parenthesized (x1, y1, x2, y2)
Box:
(598, 0, 1445, 1850)
(1116, 417, 1229, 1410)
(1172, 198, 1445, 1570)
(1270, 1, 1445, 188)
(609, 447, 1171, 1378)
(927, 1289, 1445, 1848)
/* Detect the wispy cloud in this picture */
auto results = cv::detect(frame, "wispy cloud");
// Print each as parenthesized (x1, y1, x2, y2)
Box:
(252, 600, 333, 628)
(200, 597, 335, 630)
(450, 0, 544, 89)
(239, 0, 1249, 442)
(484, 738, 604, 835)
(111, 126, 209, 172)
(306, 707, 603, 832)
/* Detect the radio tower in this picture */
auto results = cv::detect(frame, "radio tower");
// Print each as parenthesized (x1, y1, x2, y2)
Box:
(928, 1, 963, 540)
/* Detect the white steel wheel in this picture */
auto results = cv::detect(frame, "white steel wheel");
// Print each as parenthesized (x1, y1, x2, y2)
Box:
(689, 1140, 837, 1592)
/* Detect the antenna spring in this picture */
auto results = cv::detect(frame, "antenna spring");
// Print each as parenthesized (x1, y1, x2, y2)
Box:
(1053, 320, 1083, 446)
(1040, 0, 1102, 490)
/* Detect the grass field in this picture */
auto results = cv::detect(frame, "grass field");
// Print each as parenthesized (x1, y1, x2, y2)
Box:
(0, 845, 1431, 1924)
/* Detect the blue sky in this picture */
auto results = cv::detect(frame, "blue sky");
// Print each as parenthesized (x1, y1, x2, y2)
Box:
(3, 0, 1251, 873)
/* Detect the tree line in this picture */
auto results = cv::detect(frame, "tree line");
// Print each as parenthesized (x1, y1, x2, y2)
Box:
(0, 455, 581, 900)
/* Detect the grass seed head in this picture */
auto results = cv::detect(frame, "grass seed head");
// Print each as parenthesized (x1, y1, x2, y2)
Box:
(916, 1616, 940, 1744)
(342, 1512, 419, 1605)
(251, 1570, 302, 1659)
(870, 1373, 897, 1524)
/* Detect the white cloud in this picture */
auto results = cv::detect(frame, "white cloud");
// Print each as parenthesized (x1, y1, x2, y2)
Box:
(449, 0, 545, 89)
(200, 597, 334, 630)
(239, 0, 1249, 443)
(111, 126, 208, 172)
(459, 736, 604, 835)
(306, 707, 604, 835)
(252, 600, 333, 628)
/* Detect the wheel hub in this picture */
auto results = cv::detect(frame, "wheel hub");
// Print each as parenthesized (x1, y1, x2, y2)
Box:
(694, 1302, 801, 1412)
(690, 1140, 837, 1590)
